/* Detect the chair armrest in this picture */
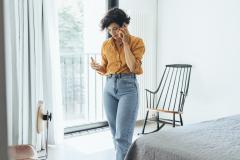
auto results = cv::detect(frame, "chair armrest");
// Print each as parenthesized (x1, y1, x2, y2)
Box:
(145, 89, 157, 94)
(180, 91, 187, 97)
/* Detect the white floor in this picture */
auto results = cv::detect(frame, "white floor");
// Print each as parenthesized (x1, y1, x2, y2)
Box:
(48, 122, 163, 160)
(48, 126, 146, 160)
(48, 130, 115, 160)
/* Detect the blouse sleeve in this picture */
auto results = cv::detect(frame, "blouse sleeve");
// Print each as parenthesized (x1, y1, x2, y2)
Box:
(132, 39, 145, 73)
(101, 41, 108, 69)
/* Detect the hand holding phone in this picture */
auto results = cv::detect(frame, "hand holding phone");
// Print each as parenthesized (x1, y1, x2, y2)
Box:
(118, 24, 130, 44)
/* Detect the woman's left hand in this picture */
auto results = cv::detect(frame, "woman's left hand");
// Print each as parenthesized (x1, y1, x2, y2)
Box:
(118, 25, 130, 45)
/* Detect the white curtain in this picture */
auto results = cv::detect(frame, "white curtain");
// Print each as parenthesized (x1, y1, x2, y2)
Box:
(42, 0, 64, 145)
(4, 0, 63, 146)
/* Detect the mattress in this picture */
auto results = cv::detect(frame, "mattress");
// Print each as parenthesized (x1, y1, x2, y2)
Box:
(125, 115, 240, 160)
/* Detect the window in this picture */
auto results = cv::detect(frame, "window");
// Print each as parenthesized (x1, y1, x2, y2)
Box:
(58, 0, 107, 129)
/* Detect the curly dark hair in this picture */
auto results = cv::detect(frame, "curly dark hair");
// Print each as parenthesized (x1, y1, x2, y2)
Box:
(100, 8, 130, 30)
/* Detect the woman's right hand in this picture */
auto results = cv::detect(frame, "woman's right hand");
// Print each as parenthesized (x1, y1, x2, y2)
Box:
(90, 57, 106, 75)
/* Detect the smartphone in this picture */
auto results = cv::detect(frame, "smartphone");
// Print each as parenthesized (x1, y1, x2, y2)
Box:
(91, 57, 95, 63)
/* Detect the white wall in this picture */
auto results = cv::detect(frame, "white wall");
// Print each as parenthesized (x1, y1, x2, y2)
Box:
(120, 0, 158, 119)
(157, 0, 240, 123)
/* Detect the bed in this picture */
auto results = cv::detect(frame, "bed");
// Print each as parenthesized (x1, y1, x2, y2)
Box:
(125, 114, 240, 160)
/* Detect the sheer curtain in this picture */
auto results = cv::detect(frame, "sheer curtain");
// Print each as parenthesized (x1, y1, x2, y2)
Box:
(42, 0, 64, 145)
(4, 0, 63, 146)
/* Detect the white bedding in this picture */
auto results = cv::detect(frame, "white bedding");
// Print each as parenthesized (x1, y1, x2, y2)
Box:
(125, 115, 240, 160)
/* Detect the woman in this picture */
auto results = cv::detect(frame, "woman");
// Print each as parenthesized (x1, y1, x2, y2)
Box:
(91, 8, 145, 160)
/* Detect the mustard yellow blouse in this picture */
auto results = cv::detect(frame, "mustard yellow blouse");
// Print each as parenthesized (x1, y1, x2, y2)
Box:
(101, 35, 145, 75)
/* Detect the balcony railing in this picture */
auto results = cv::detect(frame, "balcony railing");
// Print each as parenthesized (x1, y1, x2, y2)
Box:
(60, 54, 106, 128)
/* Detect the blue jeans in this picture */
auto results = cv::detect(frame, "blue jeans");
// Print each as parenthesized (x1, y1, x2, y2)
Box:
(103, 73, 139, 160)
